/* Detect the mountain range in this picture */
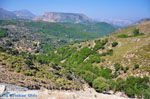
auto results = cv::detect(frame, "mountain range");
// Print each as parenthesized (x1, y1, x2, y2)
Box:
(13, 9, 36, 19)
(0, 8, 95, 24)
(0, 8, 145, 27)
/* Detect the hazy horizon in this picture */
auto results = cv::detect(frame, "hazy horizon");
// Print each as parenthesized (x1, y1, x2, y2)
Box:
(0, 0, 150, 20)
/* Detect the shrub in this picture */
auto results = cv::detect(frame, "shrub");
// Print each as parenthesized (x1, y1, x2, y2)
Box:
(108, 80, 117, 91)
(99, 49, 113, 56)
(93, 39, 108, 51)
(92, 77, 110, 92)
(113, 71, 119, 78)
(123, 66, 129, 73)
(134, 64, 139, 70)
(114, 63, 121, 71)
(25, 60, 33, 66)
(88, 55, 101, 63)
(133, 28, 140, 36)
(79, 71, 97, 85)
(23, 70, 36, 76)
(116, 78, 125, 91)
(123, 76, 149, 98)
(99, 68, 112, 79)
(106, 49, 113, 55)
(144, 88, 150, 99)
(117, 34, 129, 38)
(112, 42, 118, 47)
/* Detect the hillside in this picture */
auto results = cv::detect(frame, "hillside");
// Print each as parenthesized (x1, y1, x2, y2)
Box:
(0, 20, 116, 53)
(34, 21, 150, 98)
(0, 21, 149, 98)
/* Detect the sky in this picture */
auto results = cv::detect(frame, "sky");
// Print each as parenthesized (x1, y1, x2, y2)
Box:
(0, 0, 150, 20)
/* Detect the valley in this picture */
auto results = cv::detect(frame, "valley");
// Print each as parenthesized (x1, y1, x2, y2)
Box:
(0, 8, 150, 99)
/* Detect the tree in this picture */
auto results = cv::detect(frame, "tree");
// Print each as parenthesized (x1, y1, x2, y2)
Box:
(133, 28, 140, 36)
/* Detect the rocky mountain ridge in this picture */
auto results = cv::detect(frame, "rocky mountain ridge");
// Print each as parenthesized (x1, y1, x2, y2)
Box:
(0, 8, 95, 24)
(34, 12, 95, 23)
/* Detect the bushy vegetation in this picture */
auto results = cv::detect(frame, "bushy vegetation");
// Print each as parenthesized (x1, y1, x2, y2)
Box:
(93, 39, 108, 51)
(0, 28, 8, 38)
(118, 28, 144, 38)
(92, 77, 110, 92)
(133, 28, 144, 36)
(0, 20, 116, 53)
(112, 42, 118, 47)
(134, 64, 139, 70)
(117, 34, 129, 38)
(121, 77, 149, 98)
(114, 63, 121, 71)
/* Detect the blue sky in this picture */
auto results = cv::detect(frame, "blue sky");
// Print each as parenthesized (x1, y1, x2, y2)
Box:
(0, 0, 150, 19)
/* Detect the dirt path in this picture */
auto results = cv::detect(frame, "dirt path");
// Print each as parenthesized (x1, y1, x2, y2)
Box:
(0, 84, 130, 99)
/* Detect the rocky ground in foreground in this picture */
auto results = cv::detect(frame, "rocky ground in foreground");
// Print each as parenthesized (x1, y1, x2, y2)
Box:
(0, 83, 130, 99)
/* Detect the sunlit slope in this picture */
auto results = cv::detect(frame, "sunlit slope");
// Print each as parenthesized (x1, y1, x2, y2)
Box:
(73, 21, 150, 78)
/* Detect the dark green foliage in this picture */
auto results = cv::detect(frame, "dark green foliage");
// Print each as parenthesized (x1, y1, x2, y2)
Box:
(144, 88, 150, 99)
(114, 63, 121, 71)
(115, 78, 125, 91)
(68, 47, 95, 64)
(118, 29, 144, 38)
(70, 22, 116, 37)
(133, 28, 144, 36)
(123, 66, 129, 73)
(88, 54, 102, 63)
(79, 71, 97, 85)
(106, 49, 113, 55)
(0, 47, 19, 55)
(99, 68, 112, 79)
(134, 64, 139, 70)
(25, 60, 33, 66)
(123, 77, 149, 97)
(117, 34, 129, 38)
(0, 28, 8, 38)
(93, 39, 108, 51)
(92, 77, 110, 92)
(100, 49, 113, 56)
(133, 28, 140, 36)
(113, 71, 119, 78)
(115, 77, 150, 98)
(112, 42, 118, 47)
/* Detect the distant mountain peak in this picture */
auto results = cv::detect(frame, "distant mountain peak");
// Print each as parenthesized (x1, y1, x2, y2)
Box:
(35, 12, 95, 23)
(0, 8, 17, 19)
(13, 9, 36, 19)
